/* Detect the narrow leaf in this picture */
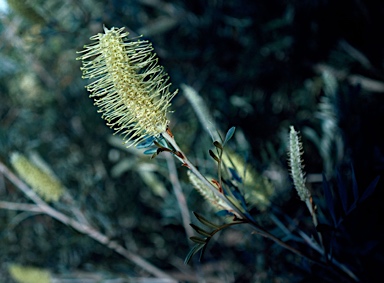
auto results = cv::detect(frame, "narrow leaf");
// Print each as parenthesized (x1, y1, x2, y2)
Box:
(216, 210, 234, 217)
(193, 212, 220, 229)
(347, 165, 359, 214)
(199, 242, 209, 262)
(359, 176, 380, 203)
(209, 150, 220, 163)
(322, 173, 337, 226)
(157, 136, 168, 148)
(190, 224, 212, 237)
(150, 152, 158, 159)
(213, 141, 223, 150)
(190, 236, 207, 244)
(232, 189, 248, 211)
(336, 170, 348, 214)
(184, 244, 205, 264)
(226, 194, 246, 214)
(351, 165, 359, 202)
(143, 148, 158, 155)
(223, 127, 236, 145)
(136, 136, 155, 149)
(154, 140, 164, 148)
(181, 84, 220, 141)
(228, 167, 243, 183)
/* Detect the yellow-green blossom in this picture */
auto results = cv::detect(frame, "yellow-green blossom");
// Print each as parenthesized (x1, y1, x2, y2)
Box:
(222, 149, 273, 210)
(8, 264, 51, 283)
(10, 152, 64, 202)
(77, 26, 177, 146)
(187, 171, 234, 213)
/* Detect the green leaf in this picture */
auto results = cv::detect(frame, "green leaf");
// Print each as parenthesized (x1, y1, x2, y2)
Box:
(209, 150, 220, 162)
(190, 224, 212, 237)
(213, 141, 223, 150)
(190, 236, 207, 244)
(150, 152, 158, 159)
(193, 212, 220, 229)
(226, 195, 246, 214)
(184, 244, 205, 264)
(223, 127, 236, 145)
(154, 140, 164, 148)
(136, 136, 155, 149)
(199, 243, 209, 262)
(157, 136, 169, 148)
(216, 210, 233, 217)
(143, 148, 157, 155)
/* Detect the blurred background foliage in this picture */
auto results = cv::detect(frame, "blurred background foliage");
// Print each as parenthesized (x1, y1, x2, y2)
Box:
(1, 0, 384, 282)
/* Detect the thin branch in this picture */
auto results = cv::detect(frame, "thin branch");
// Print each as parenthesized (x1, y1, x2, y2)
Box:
(164, 153, 194, 239)
(0, 201, 42, 213)
(299, 231, 358, 282)
(161, 130, 359, 282)
(0, 160, 178, 282)
(162, 130, 318, 258)
(305, 197, 326, 256)
(161, 130, 248, 221)
(164, 154, 207, 283)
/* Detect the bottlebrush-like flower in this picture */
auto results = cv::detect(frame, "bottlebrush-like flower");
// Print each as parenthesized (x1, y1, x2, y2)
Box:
(77, 26, 177, 146)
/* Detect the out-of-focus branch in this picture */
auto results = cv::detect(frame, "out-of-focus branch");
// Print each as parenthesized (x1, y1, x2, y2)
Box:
(164, 153, 194, 239)
(0, 160, 178, 282)
(0, 201, 42, 213)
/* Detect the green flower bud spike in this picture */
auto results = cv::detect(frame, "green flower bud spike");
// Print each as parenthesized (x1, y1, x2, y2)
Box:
(77, 26, 177, 146)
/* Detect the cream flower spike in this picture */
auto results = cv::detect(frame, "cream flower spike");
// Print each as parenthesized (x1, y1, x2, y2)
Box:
(77, 26, 177, 146)
(288, 126, 310, 202)
(10, 152, 65, 202)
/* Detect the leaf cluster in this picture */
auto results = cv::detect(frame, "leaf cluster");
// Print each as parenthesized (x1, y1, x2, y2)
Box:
(185, 212, 246, 264)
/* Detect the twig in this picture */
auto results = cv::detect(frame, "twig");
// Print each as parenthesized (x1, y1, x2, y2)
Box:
(161, 130, 359, 282)
(299, 231, 358, 282)
(0, 160, 177, 282)
(164, 154, 193, 239)
(164, 154, 207, 283)
(305, 197, 326, 257)
(162, 130, 247, 221)
(162, 131, 317, 258)
(0, 201, 42, 213)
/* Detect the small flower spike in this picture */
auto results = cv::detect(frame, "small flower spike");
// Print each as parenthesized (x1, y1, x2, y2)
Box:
(187, 170, 236, 214)
(10, 152, 65, 202)
(77, 26, 177, 146)
(288, 126, 311, 202)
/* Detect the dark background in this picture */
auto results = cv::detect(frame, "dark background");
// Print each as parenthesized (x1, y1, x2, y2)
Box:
(1, 0, 383, 282)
